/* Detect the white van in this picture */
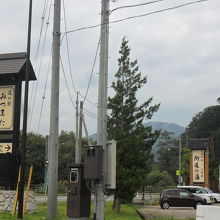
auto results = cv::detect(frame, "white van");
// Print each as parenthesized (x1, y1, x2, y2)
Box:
(177, 186, 214, 204)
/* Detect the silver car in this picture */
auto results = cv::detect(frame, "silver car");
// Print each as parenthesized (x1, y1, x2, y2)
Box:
(177, 186, 214, 204)
(204, 188, 220, 203)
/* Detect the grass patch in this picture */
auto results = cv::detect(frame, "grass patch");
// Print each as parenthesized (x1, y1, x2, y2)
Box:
(0, 202, 196, 220)
(0, 202, 141, 220)
(105, 202, 140, 220)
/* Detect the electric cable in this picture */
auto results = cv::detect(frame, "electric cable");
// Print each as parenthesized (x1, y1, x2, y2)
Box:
(83, 109, 97, 118)
(28, 2, 53, 131)
(109, 0, 208, 25)
(83, 37, 100, 103)
(62, 0, 98, 108)
(60, 55, 76, 108)
(83, 111, 97, 119)
(33, 0, 50, 66)
(62, 0, 77, 93)
(29, 0, 51, 129)
(110, 0, 167, 14)
(37, 47, 52, 133)
(64, 0, 208, 35)
(81, 94, 97, 107)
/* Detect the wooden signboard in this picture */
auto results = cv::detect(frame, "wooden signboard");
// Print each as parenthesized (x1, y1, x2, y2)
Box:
(189, 138, 213, 188)
(0, 86, 15, 131)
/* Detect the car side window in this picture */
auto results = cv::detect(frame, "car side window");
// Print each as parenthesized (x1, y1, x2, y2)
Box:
(180, 191, 189, 197)
(190, 188, 197, 193)
(167, 190, 179, 196)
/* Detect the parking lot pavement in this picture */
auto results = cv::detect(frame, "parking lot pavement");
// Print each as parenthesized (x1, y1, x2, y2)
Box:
(138, 206, 196, 219)
(137, 203, 220, 220)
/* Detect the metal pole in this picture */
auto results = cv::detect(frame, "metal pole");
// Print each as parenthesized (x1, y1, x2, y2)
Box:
(69, 102, 84, 220)
(75, 92, 79, 163)
(82, 116, 91, 145)
(48, 0, 61, 218)
(178, 136, 182, 186)
(78, 101, 83, 163)
(96, 0, 110, 219)
(43, 136, 49, 195)
(17, 0, 32, 218)
(219, 165, 220, 192)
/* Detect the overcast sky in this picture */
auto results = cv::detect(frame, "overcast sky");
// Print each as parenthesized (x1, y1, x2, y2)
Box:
(0, 0, 219, 136)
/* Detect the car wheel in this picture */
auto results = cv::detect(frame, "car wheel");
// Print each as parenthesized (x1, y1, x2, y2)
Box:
(214, 198, 217, 203)
(161, 202, 170, 209)
(194, 202, 203, 209)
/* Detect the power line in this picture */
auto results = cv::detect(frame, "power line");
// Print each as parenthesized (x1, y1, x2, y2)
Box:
(29, 0, 51, 130)
(60, 55, 76, 108)
(78, 92, 97, 108)
(37, 47, 52, 133)
(110, 0, 166, 14)
(32, 0, 51, 66)
(62, 0, 98, 108)
(84, 108, 97, 117)
(28, 2, 52, 131)
(84, 110, 97, 119)
(64, 0, 208, 35)
(60, 54, 98, 115)
(83, 37, 100, 103)
(110, 0, 208, 24)
(62, 0, 77, 93)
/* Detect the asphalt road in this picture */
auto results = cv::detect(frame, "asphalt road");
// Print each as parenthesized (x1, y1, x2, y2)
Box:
(35, 195, 67, 203)
(138, 203, 220, 220)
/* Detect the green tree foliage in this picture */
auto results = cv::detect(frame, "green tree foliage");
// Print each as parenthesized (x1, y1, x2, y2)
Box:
(58, 130, 75, 181)
(156, 131, 179, 183)
(181, 147, 190, 184)
(108, 38, 160, 209)
(187, 105, 220, 179)
(145, 170, 175, 187)
(26, 132, 46, 184)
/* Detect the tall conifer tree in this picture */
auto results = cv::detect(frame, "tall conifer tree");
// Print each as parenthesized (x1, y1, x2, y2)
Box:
(108, 38, 160, 212)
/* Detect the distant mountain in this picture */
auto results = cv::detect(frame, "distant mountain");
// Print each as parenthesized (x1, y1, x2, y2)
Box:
(90, 121, 185, 142)
(145, 121, 185, 137)
(145, 121, 185, 160)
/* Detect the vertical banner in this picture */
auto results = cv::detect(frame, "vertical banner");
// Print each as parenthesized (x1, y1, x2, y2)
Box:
(0, 85, 15, 131)
(192, 150, 205, 183)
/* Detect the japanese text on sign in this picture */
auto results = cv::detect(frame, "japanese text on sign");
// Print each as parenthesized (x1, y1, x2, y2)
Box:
(0, 86, 15, 131)
(192, 150, 205, 183)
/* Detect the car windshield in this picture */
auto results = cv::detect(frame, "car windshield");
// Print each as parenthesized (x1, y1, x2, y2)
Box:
(197, 188, 207, 194)
(206, 188, 213, 193)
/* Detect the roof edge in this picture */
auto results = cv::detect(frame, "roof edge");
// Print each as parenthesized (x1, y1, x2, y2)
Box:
(0, 52, 26, 60)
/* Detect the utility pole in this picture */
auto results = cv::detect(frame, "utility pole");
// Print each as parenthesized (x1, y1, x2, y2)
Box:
(219, 165, 220, 192)
(78, 101, 83, 163)
(96, 0, 110, 219)
(18, 0, 32, 218)
(69, 101, 84, 220)
(48, 0, 61, 219)
(178, 136, 182, 186)
(83, 115, 91, 145)
(75, 92, 79, 163)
